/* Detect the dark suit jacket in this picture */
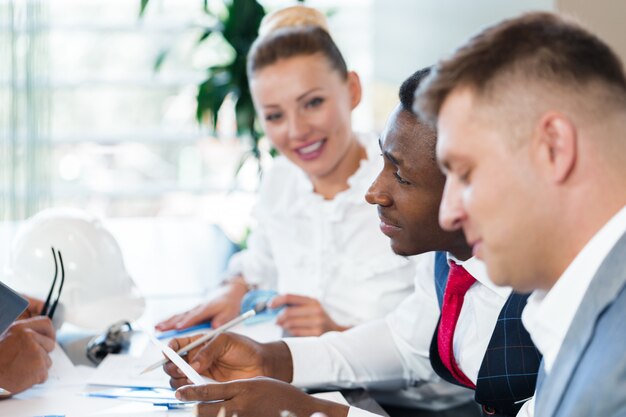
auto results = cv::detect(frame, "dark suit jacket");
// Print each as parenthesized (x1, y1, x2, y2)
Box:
(430, 252, 541, 416)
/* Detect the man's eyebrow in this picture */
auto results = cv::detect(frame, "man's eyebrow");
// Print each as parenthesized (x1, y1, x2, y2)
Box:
(384, 150, 401, 167)
(378, 137, 403, 166)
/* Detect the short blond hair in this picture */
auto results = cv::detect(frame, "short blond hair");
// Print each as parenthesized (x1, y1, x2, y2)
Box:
(416, 12, 626, 126)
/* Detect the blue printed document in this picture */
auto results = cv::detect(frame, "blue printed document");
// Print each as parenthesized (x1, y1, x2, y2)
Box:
(85, 386, 197, 409)
(86, 386, 178, 401)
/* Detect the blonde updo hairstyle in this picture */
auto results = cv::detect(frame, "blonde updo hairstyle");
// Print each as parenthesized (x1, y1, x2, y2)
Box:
(247, 5, 348, 80)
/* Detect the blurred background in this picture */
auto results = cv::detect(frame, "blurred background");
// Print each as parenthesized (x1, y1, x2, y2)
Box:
(0, 0, 624, 236)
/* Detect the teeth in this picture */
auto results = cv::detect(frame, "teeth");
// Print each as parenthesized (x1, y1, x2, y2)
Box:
(298, 140, 323, 154)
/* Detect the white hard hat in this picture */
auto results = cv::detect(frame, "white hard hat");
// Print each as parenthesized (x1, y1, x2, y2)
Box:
(4, 207, 145, 331)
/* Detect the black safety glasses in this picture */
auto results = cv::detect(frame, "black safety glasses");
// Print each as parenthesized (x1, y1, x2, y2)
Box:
(40, 247, 65, 319)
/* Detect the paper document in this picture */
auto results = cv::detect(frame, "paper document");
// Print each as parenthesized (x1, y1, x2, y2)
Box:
(4, 385, 121, 417)
(86, 386, 178, 402)
(35, 343, 82, 389)
(311, 391, 349, 406)
(87, 354, 171, 389)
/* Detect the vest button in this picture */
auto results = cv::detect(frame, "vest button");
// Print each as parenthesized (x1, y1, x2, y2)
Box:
(482, 405, 497, 415)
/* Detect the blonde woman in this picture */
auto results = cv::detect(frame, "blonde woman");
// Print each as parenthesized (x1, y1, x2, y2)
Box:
(157, 6, 418, 336)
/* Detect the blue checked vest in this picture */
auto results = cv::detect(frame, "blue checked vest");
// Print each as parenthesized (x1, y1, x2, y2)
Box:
(430, 251, 542, 416)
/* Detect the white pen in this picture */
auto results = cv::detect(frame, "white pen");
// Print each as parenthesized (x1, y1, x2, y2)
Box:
(514, 396, 534, 405)
(141, 308, 257, 374)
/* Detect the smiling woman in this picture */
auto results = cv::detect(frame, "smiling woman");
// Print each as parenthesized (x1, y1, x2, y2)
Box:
(156, 5, 420, 337)
(249, 51, 365, 199)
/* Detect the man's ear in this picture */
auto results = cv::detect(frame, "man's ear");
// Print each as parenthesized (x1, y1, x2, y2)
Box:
(533, 112, 577, 184)
(347, 71, 362, 110)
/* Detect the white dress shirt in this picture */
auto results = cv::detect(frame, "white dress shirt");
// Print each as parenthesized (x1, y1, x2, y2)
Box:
(284, 253, 512, 417)
(226, 134, 418, 327)
(517, 204, 626, 416)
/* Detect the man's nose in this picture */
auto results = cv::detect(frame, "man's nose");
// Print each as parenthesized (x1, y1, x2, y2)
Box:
(439, 178, 465, 231)
(365, 177, 392, 207)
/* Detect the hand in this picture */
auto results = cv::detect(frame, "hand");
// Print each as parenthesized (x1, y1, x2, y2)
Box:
(164, 332, 293, 388)
(176, 377, 349, 417)
(17, 295, 45, 320)
(155, 279, 248, 331)
(0, 316, 56, 395)
(269, 294, 350, 336)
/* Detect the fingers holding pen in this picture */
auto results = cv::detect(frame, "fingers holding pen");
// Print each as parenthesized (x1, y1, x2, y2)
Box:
(164, 334, 206, 379)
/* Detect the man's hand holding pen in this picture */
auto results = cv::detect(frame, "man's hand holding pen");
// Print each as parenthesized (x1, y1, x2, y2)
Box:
(163, 332, 291, 387)
(162, 332, 349, 417)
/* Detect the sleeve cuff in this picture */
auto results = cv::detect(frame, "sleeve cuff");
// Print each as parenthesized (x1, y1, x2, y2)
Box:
(284, 336, 339, 387)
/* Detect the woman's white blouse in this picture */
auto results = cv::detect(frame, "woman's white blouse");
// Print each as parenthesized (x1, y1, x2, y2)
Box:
(226, 134, 419, 327)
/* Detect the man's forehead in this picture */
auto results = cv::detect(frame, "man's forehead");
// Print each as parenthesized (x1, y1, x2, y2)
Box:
(435, 89, 479, 162)
(381, 118, 413, 156)
(435, 130, 456, 172)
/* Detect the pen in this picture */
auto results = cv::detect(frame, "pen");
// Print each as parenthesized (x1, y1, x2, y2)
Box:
(514, 396, 533, 405)
(141, 309, 257, 374)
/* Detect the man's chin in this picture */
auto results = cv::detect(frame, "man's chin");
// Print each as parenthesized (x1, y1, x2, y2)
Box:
(390, 242, 417, 257)
(486, 263, 532, 292)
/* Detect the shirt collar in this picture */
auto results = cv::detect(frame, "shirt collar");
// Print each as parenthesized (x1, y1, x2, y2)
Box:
(523, 204, 626, 373)
(448, 254, 512, 299)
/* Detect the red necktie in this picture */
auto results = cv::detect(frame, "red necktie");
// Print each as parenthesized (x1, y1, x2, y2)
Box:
(437, 262, 477, 389)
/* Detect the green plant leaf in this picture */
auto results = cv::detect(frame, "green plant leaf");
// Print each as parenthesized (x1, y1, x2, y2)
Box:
(153, 49, 169, 71)
(197, 28, 214, 43)
(222, 0, 265, 54)
(234, 89, 256, 136)
(139, 0, 150, 17)
(143, 0, 269, 178)
(233, 150, 252, 178)
(192, 0, 266, 152)
(196, 69, 232, 128)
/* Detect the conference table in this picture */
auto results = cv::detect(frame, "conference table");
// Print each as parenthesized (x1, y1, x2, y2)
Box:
(0, 217, 480, 417)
